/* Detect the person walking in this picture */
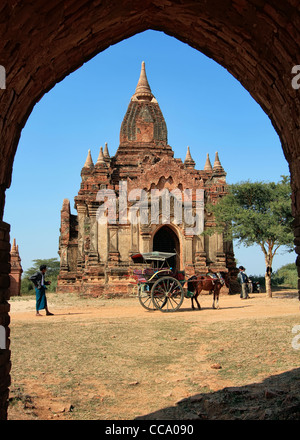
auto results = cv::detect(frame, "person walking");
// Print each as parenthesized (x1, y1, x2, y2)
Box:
(29, 265, 54, 316)
(237, 266, 249, 299)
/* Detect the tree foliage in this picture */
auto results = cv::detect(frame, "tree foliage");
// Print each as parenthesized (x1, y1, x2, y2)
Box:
(272, 263, 298, 288)
(207, 176, 294, 296)
(209, 176, 293, 248)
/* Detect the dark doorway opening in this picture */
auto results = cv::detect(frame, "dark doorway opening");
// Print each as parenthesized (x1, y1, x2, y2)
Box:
(153, 226, 180, 270)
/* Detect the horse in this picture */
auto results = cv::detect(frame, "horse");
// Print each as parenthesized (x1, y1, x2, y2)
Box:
(187, 272, 230, 310)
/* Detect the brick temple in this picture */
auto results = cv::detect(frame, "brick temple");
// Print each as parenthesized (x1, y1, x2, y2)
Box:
(57, 62, 236, 296)
(9, 238, 22, 297)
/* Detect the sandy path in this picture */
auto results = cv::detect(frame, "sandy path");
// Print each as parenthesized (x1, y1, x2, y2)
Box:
(9, 292, 300, 324)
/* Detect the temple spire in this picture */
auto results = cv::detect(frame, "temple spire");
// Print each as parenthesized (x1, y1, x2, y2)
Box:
(213, 151, 221, 167)
(117, 60, 170, 156)
(96, 146, 106, 166)
(11, 238, 17, 252)
(213, 151, 225, 174)
(213, 151, 226, 175)
(132, 61, 154, 101)
(184, 146, 195, 169)
(103, 142, 110, 159)
(204, 153, 213, 171)
(83, 149, 94, 168)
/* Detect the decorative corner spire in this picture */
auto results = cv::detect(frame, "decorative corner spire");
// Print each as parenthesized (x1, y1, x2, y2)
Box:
(96, 146, 106, 167)
(213, 151, 225, 173)
(11, 238, 21, 257)
(103, 142, 110, 159)
(11, 238, 17, 252)
(83, 149, 94, 168)
(184, 146, 195, 168)
(132, 61, 154, 101)
(204, 153, 213, 171)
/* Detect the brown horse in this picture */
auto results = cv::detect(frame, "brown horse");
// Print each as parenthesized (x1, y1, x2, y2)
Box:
(188, 272, 230, 310)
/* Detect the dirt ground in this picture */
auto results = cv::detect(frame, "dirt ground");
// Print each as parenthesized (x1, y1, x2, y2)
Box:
(7, 290, 300, 420)
(9, 291, 299, 324)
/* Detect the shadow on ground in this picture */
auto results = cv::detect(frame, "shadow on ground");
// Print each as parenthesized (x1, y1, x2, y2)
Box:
(136, 369, 300, 420)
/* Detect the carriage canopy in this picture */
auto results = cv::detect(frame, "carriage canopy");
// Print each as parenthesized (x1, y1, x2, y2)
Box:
(131, 252, 177, 264)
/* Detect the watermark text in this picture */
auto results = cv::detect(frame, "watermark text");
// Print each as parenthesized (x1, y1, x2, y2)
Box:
(0, 65, 6, 89)
(0, 325, 5, 349)
(292, 324, 300, 350)
(96, 181, 204, 235)
(291, 65, 300, 90)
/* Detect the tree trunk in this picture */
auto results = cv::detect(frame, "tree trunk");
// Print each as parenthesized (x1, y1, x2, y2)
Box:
(260, 241, 278, 298)
(265, 272, 272, 297)
(265, 249, 273, 298)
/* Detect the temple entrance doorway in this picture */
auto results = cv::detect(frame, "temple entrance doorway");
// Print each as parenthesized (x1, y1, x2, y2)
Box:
(152, 226, 180, 270)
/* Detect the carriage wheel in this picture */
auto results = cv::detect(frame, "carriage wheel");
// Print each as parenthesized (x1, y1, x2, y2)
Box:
(151, 276, 184, 312)
(138, 285, 156, 311)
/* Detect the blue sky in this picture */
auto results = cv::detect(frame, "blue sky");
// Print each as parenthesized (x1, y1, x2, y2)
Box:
(4, 30, 295, 276)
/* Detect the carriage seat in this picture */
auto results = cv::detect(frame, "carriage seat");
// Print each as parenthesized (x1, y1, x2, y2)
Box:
(132, 269, 147, 283)
(133, 268, 155, 283)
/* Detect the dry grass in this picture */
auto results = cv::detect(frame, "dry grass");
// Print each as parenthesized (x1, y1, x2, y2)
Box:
(7, 291, 300, 420)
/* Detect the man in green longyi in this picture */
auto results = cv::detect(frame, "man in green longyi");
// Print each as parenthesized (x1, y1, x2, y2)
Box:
(29, 265, 54, 316)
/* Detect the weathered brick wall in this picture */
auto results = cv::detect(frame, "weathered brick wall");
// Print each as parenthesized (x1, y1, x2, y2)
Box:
(0, 220, 11, 420)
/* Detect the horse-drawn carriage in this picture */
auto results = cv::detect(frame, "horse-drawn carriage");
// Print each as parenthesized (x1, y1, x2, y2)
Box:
(131, 252, 228, 312)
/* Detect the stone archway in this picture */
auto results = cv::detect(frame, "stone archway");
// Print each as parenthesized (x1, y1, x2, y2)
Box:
(153, 225, 180, 270)
(0, 1, 299, 419)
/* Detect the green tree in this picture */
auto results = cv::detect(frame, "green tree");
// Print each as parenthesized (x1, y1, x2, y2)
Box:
(22, 258, 60, 294)
(272, 263, 298, 288)
(207, 176, 294, 297)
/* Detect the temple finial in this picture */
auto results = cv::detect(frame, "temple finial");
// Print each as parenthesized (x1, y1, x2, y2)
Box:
(213, 152, 226, 176)
(213, 151, 225, 173)
(132, 61, 154, 101)
(184, 146, 195, 168)
(83, 149, 94, 168)
(96, 146, 106, 166)
(204, 153, 213, 171)
(11, 238, 17, 252)
(103, 142, 110, 159)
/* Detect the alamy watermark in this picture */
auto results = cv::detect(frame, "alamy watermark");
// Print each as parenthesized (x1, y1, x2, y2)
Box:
(292, 325, 300, 350)
(291, 65, 300, 90)
(0, 65, 6, 89)
(0, 325, 5, 349)
(96, 181, 204, 235)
